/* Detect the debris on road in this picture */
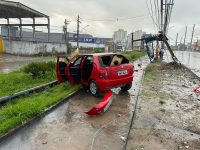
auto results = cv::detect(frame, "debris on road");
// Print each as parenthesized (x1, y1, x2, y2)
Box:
(85, 90, 113, 116)
(193, 86, 200, 93)
(120, 136, 126, 142)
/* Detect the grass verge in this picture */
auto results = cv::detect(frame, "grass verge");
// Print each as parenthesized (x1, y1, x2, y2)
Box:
(143, 61, 161, 84)
(141, 61, 161, 99)
(122, 50, 146, 61)
(0, 61, 56, 98)
(0, 83, 81, 136)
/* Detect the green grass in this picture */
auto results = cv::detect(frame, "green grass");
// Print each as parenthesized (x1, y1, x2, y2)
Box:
(141, 61, 161, 99)
(0, 61, 56, 98)
(122, 50, 146, 61)
(0, 83, 81, 135)
(143, 61, 160, 85)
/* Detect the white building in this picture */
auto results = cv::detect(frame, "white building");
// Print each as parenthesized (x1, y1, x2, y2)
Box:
(113, 29, 127, 50)
(126, 30, 146, 50)
(133, 30, 146, 48)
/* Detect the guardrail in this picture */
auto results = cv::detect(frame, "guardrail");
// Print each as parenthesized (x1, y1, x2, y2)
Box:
(0, 80, 57, 104)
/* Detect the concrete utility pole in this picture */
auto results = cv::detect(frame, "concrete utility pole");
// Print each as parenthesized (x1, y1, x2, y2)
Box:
(131, 32, 134, 50)
(175, 33, 178, 50)
(32, 18, 35, 41)
(190, 24, 195, 51)
(179, 37, 182, 51)
(183, 26, 187, 50)
(160, 0, 164, 49)
(19, 18, 22, 40)
(63, 19, 70, 54)
(7, 18, 10, 40)
(77, 15, 81, 52)
(161, 0, 164, 32)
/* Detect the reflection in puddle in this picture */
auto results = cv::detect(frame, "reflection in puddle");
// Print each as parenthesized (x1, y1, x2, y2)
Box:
(164, 51, 200, 77)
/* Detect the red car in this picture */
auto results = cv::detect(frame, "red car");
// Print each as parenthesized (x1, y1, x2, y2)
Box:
(56, 53, 134, 97)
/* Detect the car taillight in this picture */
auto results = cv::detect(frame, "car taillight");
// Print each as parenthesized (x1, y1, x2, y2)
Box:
(99, 69, 108, 78)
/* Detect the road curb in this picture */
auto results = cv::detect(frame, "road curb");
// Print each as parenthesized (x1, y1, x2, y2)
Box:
(123, 66, 146, 150)
(0, 88, 82, 144)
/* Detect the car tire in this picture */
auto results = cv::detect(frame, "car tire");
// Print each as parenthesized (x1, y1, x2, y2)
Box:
(89, 80, 100, 97)
(121, 82, 132, 92)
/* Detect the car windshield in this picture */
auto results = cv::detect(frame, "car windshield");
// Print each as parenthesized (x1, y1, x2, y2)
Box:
(99, 54, 129, 67)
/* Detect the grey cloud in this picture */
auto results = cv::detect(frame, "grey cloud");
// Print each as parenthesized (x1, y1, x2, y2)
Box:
(11, 0, 200, 39)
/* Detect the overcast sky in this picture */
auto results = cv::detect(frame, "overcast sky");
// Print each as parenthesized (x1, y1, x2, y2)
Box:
(2, 0, 200, 44)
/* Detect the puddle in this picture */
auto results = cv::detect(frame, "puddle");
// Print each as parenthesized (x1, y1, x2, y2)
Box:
(0, 54, 54, 73)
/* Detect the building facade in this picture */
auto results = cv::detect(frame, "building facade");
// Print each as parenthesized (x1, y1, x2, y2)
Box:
(126, 30, 146, 50)
(113, 29, 127, 50)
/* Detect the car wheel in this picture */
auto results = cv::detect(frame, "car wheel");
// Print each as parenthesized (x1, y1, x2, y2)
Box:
(89, 80, 100, 97)
(121, 82, 132, 92)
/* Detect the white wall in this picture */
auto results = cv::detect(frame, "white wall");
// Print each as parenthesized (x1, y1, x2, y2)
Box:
(2, 39, 67, 55)
(2, 39, 106, 55)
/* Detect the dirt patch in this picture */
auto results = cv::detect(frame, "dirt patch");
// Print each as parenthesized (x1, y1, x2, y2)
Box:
(127, 62, 200, 150)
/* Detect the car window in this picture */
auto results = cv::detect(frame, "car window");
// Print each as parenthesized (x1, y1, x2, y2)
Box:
(110, 55, 123, 66)
(85, 56, 93, 63)
(73, 57, 82, 67)
(99, 55, 112, 67)
(99, 55, 129, 67)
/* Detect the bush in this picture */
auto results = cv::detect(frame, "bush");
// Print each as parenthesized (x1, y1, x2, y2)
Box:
(22, 61, 56, 78)
(122, 50, 146, 61)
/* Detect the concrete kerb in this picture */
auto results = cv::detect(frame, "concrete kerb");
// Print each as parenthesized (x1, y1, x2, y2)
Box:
(123, 65, 146, 150)
(0, 88, 82, 144)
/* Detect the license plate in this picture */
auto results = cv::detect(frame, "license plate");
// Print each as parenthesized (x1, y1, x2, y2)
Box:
(117, 70, 128, 76)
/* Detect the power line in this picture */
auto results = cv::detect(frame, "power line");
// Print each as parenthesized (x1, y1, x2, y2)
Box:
(81, 14, 152, 22)
(146, 0, 158, 33)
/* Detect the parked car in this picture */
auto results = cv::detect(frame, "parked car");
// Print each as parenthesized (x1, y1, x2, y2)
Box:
(56, 53, 134, 97)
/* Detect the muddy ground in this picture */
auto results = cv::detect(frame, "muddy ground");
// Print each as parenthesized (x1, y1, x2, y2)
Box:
(126, 62, 200, 150)
(0, 57, 149, 150)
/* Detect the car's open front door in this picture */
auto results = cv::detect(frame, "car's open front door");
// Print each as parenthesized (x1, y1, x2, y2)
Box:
(56, 56, 70, 83)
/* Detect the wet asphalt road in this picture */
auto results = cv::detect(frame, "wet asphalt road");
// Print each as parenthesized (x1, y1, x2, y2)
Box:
(0, 57, 149, 150)
(0, 54, 54, 73)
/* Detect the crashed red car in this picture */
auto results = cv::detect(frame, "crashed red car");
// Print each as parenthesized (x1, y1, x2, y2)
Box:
(56, 53, 134, 97)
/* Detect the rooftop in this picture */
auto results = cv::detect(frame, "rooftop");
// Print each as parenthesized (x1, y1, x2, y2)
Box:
(0, 0, 48, 18)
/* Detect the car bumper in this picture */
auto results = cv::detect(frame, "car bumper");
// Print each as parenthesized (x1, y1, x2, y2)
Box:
(96, 76, 133, 91)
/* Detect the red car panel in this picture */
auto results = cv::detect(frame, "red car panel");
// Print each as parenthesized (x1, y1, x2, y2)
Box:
(85, 90, 113, 116)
